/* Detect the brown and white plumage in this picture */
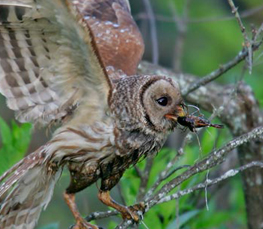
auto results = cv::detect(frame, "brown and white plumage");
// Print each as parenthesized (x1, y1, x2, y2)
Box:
(0, 0, 111, 125)
(0, 0, 185, 228)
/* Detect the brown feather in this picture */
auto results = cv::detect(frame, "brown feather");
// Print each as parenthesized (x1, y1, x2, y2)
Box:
(74, 0, 145, 76)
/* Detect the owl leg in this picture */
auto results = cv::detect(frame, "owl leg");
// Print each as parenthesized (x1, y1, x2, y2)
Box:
(64, 192, 99, 229)
(98, 190, 145, 222)
(98, 174, 145, 223)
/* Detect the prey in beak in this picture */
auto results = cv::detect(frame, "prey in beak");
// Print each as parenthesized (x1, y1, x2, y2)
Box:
(165, 104, 224, 132)
(165, 103, 187, 122)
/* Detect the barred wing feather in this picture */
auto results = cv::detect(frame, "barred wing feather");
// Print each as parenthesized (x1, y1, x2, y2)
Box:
(0, 0, 111, 126)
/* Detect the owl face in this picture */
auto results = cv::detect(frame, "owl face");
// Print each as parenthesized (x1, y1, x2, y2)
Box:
(111, 75, 185, 133)
(142, 78, 185, 132)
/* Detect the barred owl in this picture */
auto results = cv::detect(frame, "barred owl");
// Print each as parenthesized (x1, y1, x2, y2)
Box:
(0, 0, 185, 228)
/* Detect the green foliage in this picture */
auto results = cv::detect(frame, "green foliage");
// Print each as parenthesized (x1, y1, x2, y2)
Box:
(0, 117, 32, 176)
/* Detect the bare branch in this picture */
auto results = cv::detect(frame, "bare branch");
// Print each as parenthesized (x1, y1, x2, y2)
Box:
(227, 0, 253, 74)
(85, 210, 118, 222)
(158, 161, 263, 204)
(227, 0, 249, 42)
(182, 40, 263, 96)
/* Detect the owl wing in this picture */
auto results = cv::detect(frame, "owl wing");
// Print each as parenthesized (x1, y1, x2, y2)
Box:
(77, 0, 145, 76)
(0, 0, 111, 125)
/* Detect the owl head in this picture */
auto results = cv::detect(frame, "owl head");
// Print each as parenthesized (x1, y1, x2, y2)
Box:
(110, 75, 186, 134)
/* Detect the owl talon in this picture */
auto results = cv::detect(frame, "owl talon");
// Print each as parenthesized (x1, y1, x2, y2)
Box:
(98, 191, 145, 223)
(122, 202, 145, 222)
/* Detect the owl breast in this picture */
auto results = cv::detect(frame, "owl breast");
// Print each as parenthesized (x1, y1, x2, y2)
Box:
(66, 125, 167, 193)
(98, 127, 168, 179)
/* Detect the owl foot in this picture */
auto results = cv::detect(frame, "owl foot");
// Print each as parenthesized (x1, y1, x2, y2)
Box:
(64, 192, 99, 229)
(98, 190, 145, 223)
(122, 202, 146, 222)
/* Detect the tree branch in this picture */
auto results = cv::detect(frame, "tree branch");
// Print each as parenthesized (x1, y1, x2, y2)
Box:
(182, 41, 263, 96)
(158, 161, 263, 204)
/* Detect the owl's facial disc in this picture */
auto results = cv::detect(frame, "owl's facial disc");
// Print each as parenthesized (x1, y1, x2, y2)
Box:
(142, 78, 185, 131)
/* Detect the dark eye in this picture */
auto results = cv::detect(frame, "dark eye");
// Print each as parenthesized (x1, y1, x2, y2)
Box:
(156, 97, 168, 106)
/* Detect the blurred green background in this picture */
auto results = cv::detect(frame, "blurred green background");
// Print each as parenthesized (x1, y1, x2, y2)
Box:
(1, 0, 263, 228)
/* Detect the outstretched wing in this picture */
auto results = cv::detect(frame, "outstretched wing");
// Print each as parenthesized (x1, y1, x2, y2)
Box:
(0, 0, 111, 125)
(77, 0, 145, 76)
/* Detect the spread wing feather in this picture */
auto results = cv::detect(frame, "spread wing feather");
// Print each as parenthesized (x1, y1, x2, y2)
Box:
(0, 0, 111, 126)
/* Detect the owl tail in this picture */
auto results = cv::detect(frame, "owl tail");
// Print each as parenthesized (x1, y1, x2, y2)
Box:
(0, 147, 62, 229)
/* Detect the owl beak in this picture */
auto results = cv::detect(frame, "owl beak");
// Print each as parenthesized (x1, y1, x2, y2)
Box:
(165, 105, 186, 121)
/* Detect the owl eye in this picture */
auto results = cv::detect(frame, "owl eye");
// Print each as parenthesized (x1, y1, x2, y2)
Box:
(156, 97, 168, 106)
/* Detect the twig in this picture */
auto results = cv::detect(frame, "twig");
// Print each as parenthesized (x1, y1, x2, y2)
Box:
(182, 41, 263, 96)
(157, 161, 263, 204)
(85, 210, 118, 222)
(227, 0, 252, 74)
(227, 0, 249, 42)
